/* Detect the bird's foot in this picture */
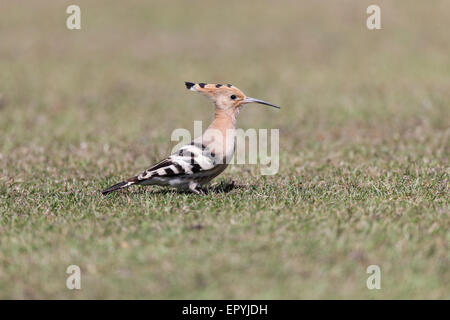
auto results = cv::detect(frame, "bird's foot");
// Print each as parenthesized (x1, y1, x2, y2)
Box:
(199, 186, 209, 195)
(189, 182, 206, 195)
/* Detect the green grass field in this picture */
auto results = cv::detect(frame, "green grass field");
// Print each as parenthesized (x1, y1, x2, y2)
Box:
(0, 0, 449, 299)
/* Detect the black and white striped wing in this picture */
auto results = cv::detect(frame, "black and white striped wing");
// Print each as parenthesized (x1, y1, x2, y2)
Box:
(137, 142, 216, 181)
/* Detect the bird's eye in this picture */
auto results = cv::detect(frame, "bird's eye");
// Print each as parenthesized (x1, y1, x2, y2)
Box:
(230, 95, 236, 100)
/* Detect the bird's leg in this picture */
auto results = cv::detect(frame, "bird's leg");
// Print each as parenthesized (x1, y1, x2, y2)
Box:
(199, 186, 209, 195)
(189, 182, 204, 195)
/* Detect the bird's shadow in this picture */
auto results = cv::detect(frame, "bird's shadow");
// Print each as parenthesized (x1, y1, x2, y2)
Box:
(113, 180, 249, 197)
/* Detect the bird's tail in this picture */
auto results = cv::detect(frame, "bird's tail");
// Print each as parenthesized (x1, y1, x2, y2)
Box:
(101, 177, 138, 195)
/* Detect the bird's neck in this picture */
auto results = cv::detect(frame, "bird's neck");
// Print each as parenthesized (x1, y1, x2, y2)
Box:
(201, 108, 239, 159)
(208, 108, 238, 134)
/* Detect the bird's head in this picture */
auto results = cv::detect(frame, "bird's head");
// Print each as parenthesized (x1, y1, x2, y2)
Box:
(185, 82, 280, 113)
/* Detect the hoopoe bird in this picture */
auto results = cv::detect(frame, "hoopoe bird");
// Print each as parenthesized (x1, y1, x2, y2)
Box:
(101, 82, 279, 195)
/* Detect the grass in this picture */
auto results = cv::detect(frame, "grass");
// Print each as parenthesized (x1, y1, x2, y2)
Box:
(0, 0, 449, 299)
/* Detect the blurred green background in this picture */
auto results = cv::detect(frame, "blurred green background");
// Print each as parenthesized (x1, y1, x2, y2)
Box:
(0, 0, 448, 299)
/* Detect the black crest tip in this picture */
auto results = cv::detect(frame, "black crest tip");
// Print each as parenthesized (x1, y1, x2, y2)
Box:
(185, 82, 195, 89)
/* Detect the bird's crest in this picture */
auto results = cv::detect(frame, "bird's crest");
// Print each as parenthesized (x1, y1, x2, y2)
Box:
(185, 82, 245, 100)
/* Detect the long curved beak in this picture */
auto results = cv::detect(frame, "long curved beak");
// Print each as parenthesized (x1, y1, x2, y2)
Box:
(243, 97, 280, 109)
